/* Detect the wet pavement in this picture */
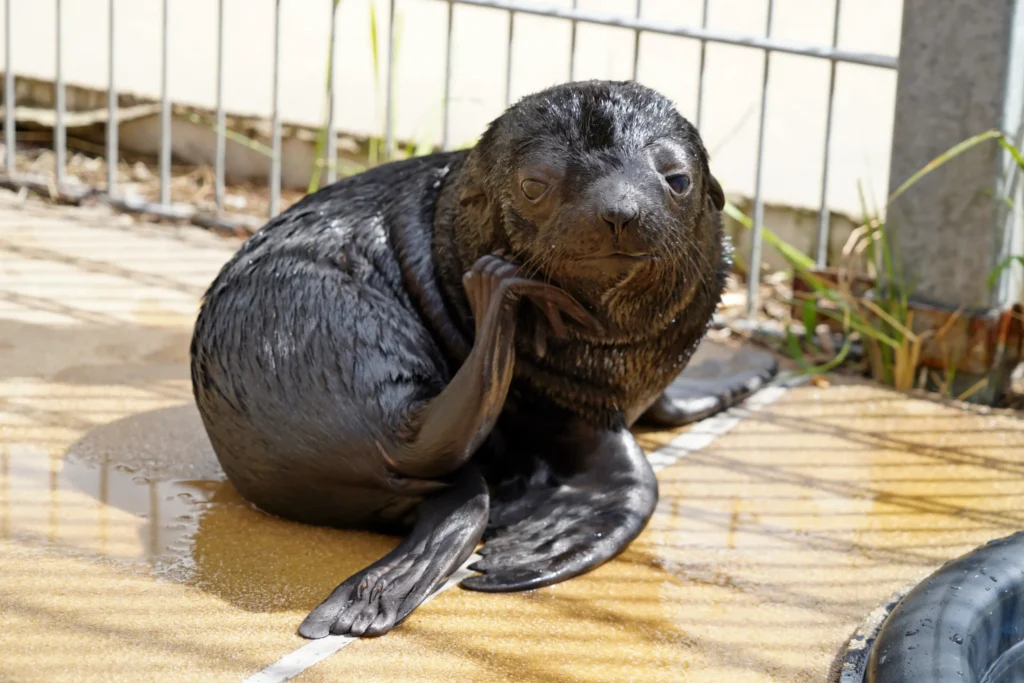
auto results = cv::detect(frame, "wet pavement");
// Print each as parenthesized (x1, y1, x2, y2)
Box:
(2, 191, 1024, 683)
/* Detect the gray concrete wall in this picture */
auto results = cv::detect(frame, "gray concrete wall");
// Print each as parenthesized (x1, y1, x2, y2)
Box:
(1, 0, 901, 221)
(888, 0, 1024, 311)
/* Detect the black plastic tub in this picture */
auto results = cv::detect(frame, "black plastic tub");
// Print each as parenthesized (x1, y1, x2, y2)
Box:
(838, 532, 1024, 683)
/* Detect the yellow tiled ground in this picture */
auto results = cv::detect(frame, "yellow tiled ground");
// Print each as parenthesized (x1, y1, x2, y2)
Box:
(2, 191, 1024, 682)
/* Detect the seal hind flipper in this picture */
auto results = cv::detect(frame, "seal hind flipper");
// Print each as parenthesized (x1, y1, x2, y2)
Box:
(299, 466, 488, 638)
(460, 428, 657, 592)
(640, 345, 778, 428)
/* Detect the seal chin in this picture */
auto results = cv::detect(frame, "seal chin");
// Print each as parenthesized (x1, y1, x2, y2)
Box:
(576, 252, 654, 277)
(584, 252, 653, 262)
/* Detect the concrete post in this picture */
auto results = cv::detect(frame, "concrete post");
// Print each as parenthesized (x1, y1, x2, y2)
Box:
(887, 0, 1024, 401)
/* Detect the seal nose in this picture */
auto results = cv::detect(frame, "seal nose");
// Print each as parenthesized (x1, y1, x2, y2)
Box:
(599, 198, 639, 236)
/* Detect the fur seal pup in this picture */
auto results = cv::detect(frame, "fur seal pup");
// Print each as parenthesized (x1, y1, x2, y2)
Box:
(190, 80, 777, 639)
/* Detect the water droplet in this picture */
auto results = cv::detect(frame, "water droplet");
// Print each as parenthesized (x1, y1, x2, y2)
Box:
(177, 492, 193, 501)
(906, 629, 919, 637)
(131, 476, 149, 485)
(951, 634, 963, 645)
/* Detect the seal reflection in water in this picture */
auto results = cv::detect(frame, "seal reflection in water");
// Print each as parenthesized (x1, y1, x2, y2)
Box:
(190, 80, 777, 639)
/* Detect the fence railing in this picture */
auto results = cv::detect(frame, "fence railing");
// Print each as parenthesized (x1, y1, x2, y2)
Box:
(0, 0, 900, 316)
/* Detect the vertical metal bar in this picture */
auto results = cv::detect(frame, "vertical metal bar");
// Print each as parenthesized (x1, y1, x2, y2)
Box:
(54, 0, 65, 187)
(148, 481, 159, 558)
(98, 456, 109, 553)
(441, 0, 454, 151)
(159, 0, 170, 206)
(745, 0, 774, 318)
(106, 0, 117, 193)
(815, 0, 842, 269)
(631, 0, 642, 81)
(384, 0, 396, 161)
(325, 0, 339, 184)
(48, 449, 58, 542)
(505, 10, 514, 106)
(568, 0, 578, 81)
(214, 0, 225, 213)
(1, 448, 8, 539)
(695, 0, 710, 129)
(4, 0, 14, 174)
(269, 0, 281, 216)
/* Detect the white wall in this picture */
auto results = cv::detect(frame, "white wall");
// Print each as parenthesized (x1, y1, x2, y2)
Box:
(1, 0, 902, 218)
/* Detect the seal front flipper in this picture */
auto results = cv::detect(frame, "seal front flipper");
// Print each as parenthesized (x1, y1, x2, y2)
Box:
(640, 344, 778, 428)
(387, 253, 601, 480)
(299, 466, 488, 638)
(460, 427, 657, 592)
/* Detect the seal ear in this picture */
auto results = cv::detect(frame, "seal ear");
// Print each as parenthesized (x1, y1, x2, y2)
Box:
(458, 182, 487, 207)
(707, 174, 725, 212)
(458, 157, 489, 207)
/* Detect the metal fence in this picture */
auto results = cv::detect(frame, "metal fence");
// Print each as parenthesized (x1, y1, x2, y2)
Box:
(0, 0, 900, 315)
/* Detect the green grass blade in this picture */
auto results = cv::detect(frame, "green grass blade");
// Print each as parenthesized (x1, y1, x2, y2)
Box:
(801, 298, 817, 336)
(997, 135, 1024, 171)
(794, 335, 855, 377)
(183, 112, 273, 157)
(724, 201, 816, 271)
(370, 2, 381, 86)
(987, 255, 1024, 290)
(368, 2, 382, 166)
(723, 200, 752, 228)
(855, 179, 871, 226)
(888, 129, 1004, 205)
(308, 0, 345, 194)
(944, 364, 957, 397)
(367, 1, 404, 165)
(785, 325, 810, 368)
(812, 307, 901, 350)
(389, 11, 405, 157)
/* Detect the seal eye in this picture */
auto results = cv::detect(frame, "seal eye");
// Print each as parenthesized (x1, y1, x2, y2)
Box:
(521, 179, 548, 201)
(665, 174, 691, 195)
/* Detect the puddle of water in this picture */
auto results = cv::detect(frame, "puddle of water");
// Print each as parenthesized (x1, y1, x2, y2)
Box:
(1, 443, 222, 580)
(0, 403, 398, 614)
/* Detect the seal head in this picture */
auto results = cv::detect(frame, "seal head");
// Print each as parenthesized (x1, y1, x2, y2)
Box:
(432, 81, 729, 424)
(449, 80, 726, 340)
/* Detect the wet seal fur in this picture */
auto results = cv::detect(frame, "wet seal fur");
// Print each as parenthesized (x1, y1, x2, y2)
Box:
(190, 80, 777, 639)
